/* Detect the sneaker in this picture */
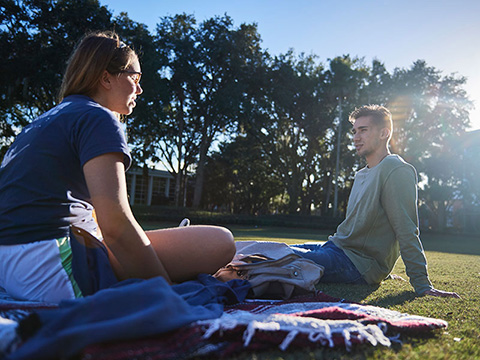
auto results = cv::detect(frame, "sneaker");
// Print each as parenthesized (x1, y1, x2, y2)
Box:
(178, 218, 190, 227)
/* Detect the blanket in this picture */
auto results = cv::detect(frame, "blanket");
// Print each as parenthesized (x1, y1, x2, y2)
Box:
(0, 289, 57, 358)
(0, 275, 250, 360)
(1, 286, 448, 360)
(79, 293, 447, 359)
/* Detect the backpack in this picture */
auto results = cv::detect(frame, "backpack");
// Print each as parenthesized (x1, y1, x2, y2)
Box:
(214, 241, 324, 300)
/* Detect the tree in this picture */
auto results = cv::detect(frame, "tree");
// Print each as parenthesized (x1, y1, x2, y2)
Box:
(255, 52, 332, 215)
(0, 0, 113, 158)
(113, 13, 172, 200)
(2, 4, 474, 220)
(384, 61, 473, 229)
(151, 14, 267, 207)
(152, 14, 203, 206)
(321, 56, 369, 216)
(203, 134, 283, 214)
(191, 15, 266, 208)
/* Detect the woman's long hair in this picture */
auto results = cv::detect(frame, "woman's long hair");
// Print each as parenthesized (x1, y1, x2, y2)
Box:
(58, 31, 137, 101)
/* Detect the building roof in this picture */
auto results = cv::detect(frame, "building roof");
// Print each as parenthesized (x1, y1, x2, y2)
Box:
(127, 166, 174, 179)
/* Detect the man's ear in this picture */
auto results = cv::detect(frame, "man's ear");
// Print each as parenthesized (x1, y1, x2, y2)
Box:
(380, 127, 391, 139)
(99, 70, 112, 90)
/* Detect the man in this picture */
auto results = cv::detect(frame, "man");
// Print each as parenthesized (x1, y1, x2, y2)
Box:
(292, 105, 459, 298)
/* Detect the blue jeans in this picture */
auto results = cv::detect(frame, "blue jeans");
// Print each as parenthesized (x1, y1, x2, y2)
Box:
(291, 241, 367, 284)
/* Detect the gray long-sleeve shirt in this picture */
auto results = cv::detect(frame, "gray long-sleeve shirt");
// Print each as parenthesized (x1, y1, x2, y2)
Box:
(331, 154, 433, 294)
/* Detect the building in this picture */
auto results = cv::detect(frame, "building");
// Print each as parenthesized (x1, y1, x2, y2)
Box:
(126, 167, 175, 206)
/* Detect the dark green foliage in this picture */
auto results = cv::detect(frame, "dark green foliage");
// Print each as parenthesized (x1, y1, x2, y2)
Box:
(0, 0, 113, 156)
(0, 2, 476, 229)
(150, 14, 268, 207)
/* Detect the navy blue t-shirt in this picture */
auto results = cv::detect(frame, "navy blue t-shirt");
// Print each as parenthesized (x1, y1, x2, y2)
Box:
(0, 95, 131, 245)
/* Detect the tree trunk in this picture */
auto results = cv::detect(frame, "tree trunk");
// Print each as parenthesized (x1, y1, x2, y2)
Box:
(192, 131, 209, 208)
(286, 177, 301, 214)
(436, 201, 447, 231)
(174, 95, 185, 207)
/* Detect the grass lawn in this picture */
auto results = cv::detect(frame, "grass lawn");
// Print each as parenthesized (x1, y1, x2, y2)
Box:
(142, 221, 480, 359)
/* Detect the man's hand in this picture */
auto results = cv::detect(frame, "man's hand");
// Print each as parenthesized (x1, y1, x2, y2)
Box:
(386, 274, 407, 281)
(423, 288, 461, 298)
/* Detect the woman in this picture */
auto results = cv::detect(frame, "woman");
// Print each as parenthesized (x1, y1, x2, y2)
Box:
(0, 31, 235, 303)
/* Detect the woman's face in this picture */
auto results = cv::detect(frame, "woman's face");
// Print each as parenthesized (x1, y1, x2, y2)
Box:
(106, 58, 143, 115)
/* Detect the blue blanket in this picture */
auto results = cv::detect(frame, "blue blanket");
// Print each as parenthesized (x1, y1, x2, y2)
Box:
(7, 274, 250, 360)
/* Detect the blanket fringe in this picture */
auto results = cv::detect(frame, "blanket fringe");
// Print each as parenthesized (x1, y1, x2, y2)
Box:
(363, 324, 391, 347)
(279, 330, 299, 351)
(243, 320, 281, 346)
(307, 324, 333, 347)
(202, 317, 238, 339)
(199, 312, 394, 352)
(342, 328, 352, 351)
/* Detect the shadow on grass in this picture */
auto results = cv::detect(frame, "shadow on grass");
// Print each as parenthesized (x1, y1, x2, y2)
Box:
(364, 290, 417, 307)
(314, 283, 380, 303)
(314, 284, 418, 306)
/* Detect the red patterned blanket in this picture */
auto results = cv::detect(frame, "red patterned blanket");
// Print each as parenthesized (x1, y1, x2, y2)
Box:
(79, 292, 447, 359)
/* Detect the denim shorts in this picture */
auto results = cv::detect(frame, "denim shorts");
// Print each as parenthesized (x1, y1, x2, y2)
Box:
(291, 241, 367, 284)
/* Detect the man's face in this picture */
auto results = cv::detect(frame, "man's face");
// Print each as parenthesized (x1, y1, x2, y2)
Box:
(352, 116, 385, 158)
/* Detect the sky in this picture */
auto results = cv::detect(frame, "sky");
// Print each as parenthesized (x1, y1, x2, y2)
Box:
(101, 0, 480, 131)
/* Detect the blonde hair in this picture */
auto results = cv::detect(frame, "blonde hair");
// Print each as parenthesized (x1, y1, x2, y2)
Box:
(58, 31, 138, 101)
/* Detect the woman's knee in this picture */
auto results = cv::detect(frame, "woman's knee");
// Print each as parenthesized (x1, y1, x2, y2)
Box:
(148, 225, 235, 278)
(210, 226, 236, 264)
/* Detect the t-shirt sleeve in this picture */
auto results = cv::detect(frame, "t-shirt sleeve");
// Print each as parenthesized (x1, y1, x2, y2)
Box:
(71, 108, 132, 170)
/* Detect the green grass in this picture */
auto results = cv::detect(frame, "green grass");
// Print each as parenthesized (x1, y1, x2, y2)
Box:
(142, 221, 480, 359)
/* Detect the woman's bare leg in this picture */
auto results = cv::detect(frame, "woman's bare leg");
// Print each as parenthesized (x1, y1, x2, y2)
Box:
(145, 225, 235, 283)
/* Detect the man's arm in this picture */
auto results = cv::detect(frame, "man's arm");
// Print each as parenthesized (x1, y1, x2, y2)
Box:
(382, 165, 459, 298)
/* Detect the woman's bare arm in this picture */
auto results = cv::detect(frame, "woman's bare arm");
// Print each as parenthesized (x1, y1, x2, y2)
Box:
(83, 153, 171, 283)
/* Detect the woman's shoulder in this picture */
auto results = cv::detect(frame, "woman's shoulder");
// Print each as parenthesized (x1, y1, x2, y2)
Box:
(53, 95, 119, 131)
(62, 95, 114, 117)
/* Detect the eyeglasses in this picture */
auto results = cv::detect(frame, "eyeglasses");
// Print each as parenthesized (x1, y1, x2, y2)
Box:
(119, 70, 142, 84)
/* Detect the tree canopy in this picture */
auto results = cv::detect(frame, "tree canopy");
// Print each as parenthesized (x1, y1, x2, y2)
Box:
(0, 0, 475, 230)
